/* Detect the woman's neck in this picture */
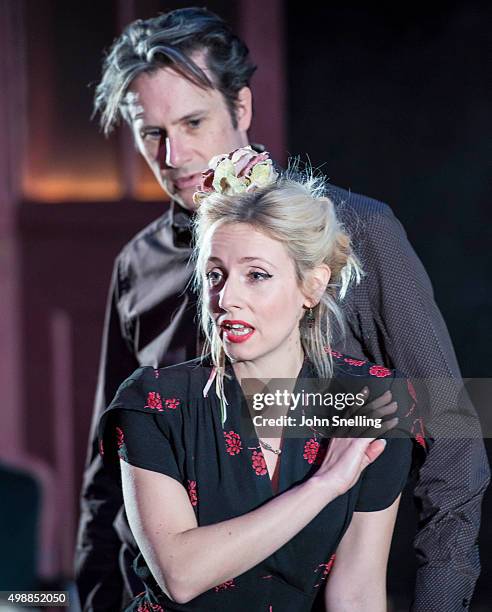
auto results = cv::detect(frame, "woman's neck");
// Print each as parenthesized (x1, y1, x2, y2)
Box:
(232, 345, 305, 383)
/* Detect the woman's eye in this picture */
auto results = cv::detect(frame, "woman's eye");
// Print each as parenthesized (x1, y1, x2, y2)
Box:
(205, 270, 223, 287)
(248, 271, 273, 282)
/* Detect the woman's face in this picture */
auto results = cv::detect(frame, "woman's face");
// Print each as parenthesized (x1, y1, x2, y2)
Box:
(205, 222, 308, 370)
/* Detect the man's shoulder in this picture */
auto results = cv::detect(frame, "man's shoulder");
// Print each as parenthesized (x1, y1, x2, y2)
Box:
(117, 209, 173, 261)
(111, 208, 193, 290)
(326, 182, 395, 225)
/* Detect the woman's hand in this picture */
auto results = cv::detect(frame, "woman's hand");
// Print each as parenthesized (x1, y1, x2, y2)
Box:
(313, 389, 398, 497)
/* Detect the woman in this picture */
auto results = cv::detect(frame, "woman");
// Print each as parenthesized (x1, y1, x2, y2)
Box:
(99, 147, 423, 611)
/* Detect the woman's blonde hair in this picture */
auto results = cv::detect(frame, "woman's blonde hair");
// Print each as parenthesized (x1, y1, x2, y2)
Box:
(192, 167, 363, 421)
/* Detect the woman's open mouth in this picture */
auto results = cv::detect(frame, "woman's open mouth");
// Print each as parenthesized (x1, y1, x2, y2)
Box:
(220, 320, 255, 343)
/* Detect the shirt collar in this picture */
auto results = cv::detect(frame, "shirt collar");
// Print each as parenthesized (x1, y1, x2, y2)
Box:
(169, 142, 267, 248)
(170, 200, 193, 248)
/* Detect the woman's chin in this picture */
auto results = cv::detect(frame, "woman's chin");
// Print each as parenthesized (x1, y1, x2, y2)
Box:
(223, 341, 256, 363)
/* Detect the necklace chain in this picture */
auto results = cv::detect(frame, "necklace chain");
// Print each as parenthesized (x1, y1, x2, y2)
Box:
(258, 438, 282, 455)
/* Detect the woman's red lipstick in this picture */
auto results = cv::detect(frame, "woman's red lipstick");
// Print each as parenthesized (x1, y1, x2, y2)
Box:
(220, 319, 255, 344)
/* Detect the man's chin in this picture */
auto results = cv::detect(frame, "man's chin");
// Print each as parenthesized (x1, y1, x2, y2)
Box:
(162, 182, 198, 211)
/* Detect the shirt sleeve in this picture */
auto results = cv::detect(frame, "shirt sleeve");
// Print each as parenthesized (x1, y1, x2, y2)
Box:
(75, 257, 140, 612)
(359, 205, 489, 605)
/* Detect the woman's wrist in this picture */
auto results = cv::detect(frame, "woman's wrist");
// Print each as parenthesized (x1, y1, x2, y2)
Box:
(302, 472, 341, 507)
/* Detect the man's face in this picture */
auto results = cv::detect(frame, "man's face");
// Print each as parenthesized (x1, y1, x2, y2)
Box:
(128, 55, 252, 210)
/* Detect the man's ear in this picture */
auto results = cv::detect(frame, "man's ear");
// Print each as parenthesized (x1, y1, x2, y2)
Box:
(303, 264, 331, 307)
(235, 86, 253, 132)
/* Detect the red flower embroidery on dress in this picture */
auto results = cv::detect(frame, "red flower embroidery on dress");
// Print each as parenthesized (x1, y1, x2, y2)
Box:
(251, 449, 268, 476)
(145, 391, 163, 411)
(137, 603, 164, 612)
(369, 365, 392, 378)
(116, 426, 128, 462)
(314, 554, 336, 587)
(224, 430, 243, 455)
(407, 379, 417, 403)
(415, 433, 426, 448)
(344, 357, 366, 366)
(411, 418, 427, 450)
(187, 480, 198, 507)
(164, 397, 180, 409)
(324, 347, 343, 358)
(404, 379, 417, 417)
(303, 438, 320, 464)
(214, 578, 236, 591)
(116, 427, 124, 449)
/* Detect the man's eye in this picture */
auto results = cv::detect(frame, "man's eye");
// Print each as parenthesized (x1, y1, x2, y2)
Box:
(205, 270, 223, 286)
(187, 118, 202, 129)
(248, 271, 273, 282)
(141, 129, 162, 140)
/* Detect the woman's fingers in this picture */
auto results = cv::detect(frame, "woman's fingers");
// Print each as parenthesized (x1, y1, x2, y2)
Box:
(318, 435, 389, 496)
(364, 438, 387, 463)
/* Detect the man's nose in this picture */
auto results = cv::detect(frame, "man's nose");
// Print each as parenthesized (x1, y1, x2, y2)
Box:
(158, 135, 190, 169)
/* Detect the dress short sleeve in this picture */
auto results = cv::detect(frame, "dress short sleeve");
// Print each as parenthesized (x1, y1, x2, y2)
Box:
(98, 366, 184, 484)
(354, 437, 412, 511)
(110, 409, 182, 483)
(354, 369, 417, 512)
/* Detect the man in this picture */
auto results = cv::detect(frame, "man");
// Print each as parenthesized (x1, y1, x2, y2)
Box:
(75, 7, 489, 611)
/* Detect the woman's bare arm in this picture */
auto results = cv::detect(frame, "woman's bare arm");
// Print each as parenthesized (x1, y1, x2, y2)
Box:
(324, 495, 401, 612)
(121, 430, 392, 604)
(123, 463, 335, 603)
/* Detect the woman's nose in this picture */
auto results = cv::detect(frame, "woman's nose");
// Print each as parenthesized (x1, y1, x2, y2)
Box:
(218, 276, 242, 312)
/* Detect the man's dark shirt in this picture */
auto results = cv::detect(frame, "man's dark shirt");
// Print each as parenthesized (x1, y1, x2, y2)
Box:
(75, 186, 489, 611)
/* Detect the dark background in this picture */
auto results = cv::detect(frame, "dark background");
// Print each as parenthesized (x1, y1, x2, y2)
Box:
(286, 3, 491, 605)
(1, 0, 490, 608)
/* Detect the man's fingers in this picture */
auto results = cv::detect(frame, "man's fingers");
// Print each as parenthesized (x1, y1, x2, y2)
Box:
(374, 401, 398, 419)
(344, 389, 393, 420)
(366, 390, 392, 410)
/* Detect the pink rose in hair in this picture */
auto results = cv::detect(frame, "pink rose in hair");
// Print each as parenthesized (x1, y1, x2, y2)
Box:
(193, 146, 278, 205)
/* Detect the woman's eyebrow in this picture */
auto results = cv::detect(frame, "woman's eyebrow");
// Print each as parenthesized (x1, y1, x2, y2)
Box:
(238, 256, 276, 268)
(207, 256, 277, 268)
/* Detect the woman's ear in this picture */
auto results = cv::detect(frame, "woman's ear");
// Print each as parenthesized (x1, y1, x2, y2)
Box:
(303, 264, 331, 307)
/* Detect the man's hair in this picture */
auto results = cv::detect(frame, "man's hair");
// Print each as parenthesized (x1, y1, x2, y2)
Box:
(94, 7, 256, 135)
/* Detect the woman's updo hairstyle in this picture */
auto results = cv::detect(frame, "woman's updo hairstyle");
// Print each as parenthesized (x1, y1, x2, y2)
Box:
(192, 151, 363, 394)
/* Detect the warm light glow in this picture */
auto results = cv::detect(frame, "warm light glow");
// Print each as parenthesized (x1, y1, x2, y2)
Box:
(22, 172, 167, 203)
(134, 177, 167, 201)
(23, 173, 123, 202)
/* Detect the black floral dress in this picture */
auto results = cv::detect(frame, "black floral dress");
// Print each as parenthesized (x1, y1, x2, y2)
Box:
(99, 353, 426, 612)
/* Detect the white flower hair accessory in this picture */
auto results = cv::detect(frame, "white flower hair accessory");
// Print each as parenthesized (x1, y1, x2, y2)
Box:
(193, 146, 278, 205)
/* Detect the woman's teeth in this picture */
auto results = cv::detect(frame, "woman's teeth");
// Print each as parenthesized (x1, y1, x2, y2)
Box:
(224, 323, 253, 336)
(229, 327, 251, 336)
